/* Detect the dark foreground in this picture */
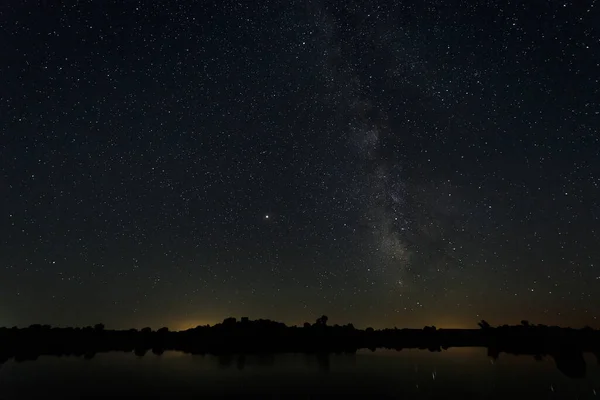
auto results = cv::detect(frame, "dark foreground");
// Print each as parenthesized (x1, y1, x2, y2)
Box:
(1, 318, 599, 379)
(2, 350, 600, 399)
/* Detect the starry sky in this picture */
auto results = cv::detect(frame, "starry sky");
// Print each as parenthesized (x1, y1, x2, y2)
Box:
(1, 0, 599, 330)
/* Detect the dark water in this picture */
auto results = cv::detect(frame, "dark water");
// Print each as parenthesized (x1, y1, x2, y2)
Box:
(0, 348, 598, 399)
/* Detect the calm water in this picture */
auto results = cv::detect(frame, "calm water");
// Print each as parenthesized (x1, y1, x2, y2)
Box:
(0, 348, 598, 399)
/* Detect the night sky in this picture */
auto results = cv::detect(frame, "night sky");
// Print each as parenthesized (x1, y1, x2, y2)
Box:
(1, 1, 599, 330)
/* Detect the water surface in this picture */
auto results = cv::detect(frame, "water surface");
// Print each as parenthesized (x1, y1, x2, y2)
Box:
(0, 348, 598, 398)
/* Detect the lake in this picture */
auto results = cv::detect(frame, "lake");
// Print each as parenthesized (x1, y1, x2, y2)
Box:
(0, 348, 598, 398)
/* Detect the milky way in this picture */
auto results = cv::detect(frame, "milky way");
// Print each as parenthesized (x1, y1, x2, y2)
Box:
(312, 3, 443, 296)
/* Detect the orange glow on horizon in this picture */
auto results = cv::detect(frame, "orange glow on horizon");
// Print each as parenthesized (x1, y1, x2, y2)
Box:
(169, 319, 217, 331)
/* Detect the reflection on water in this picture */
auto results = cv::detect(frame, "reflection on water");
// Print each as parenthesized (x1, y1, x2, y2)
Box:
(0, 348, 598, 399)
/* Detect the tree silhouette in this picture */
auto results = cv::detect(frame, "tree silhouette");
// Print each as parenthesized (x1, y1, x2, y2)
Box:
(478, 320, 491, 329)
(0, 315, 596, 382)
(315, 315, 328, 326)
